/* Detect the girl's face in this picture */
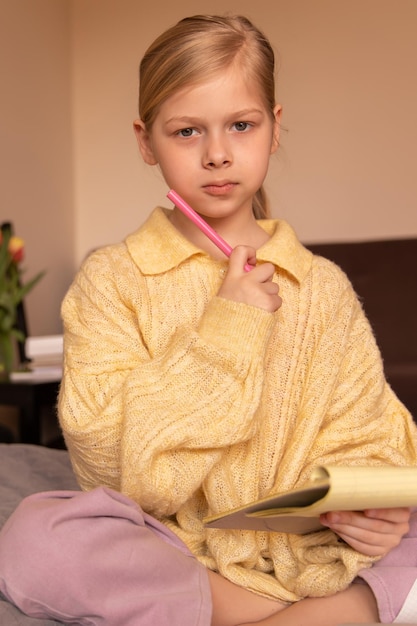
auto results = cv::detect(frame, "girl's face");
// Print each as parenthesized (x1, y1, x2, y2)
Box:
(135, 64, 281, 224)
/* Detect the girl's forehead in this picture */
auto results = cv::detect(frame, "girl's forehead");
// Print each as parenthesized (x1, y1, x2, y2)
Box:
(162, 67, 265, 111)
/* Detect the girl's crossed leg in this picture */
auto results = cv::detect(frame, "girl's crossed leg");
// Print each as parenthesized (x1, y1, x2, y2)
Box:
(208, 569, 378, 626)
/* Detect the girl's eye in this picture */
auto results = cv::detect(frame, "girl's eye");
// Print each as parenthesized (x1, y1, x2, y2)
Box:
(177, 128, 196, 137)
(233, 122, 251, 132)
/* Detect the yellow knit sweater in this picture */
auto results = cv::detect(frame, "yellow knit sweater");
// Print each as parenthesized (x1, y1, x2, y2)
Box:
(59, 207, 417, 603)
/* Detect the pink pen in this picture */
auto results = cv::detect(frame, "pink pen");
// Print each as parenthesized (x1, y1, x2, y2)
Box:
(167, 189, 253, 272)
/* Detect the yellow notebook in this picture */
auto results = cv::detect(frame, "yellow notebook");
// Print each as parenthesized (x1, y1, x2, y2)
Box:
(204, 465, 417, 534)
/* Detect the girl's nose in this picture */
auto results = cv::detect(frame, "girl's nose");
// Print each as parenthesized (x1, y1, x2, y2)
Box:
(203, 134, 232, 169)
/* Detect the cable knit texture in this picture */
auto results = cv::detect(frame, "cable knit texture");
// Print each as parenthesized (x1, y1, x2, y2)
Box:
(59, 207, 417, 603)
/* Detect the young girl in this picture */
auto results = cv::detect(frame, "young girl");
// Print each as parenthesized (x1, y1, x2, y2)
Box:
(1, 14, 417, 626)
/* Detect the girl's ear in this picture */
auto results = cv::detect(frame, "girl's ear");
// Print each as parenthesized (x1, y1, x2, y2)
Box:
(133, 119, 158, 165)
(270, 104, 282, 155)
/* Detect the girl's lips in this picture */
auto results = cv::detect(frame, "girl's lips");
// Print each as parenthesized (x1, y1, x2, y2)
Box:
(203, 182, 236, 196)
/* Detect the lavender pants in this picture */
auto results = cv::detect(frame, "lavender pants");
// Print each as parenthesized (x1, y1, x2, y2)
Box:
(356, 507, 417, 623)
(0, 487, 212, 626)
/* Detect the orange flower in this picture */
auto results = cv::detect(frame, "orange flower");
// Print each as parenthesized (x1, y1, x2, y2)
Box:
(8, 236, 25, 263)
(0, 229, 44, 374)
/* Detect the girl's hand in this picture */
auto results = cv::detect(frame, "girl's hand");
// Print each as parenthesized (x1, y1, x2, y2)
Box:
(320, 507, 411, 557)
(217, 245, 282, 313)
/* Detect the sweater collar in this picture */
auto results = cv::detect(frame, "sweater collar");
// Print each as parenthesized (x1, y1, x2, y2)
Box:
(126, 207, 312, 283)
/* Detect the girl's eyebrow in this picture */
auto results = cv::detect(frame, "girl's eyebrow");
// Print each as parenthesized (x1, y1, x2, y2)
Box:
(164, 109, 265, 126)
(164, 116, 202, 126)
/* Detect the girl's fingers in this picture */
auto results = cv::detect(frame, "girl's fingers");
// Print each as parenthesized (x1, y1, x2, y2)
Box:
(226, 245, 257, 275)
(228, 246, 276, 281)
(323, 507, 411, 529)
(218, 246, 282, 312)
(320, 508, 411, 556)
(364, 507, 411, 523)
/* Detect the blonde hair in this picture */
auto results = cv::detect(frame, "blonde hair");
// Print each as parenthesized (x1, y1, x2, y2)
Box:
(139, 15, 278, 219)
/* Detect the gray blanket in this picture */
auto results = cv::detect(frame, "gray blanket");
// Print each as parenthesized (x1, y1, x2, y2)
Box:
(0, 444, 79, 625)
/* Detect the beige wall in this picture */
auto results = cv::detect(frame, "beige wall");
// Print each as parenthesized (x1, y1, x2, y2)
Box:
(1, 0, 74, 335)
(1, 0, 416, 335)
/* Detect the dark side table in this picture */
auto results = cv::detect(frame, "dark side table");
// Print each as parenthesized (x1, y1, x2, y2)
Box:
(0, 376, 61, 445)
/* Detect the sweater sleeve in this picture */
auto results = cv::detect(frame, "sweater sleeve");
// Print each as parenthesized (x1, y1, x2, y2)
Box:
(303, 268, 417, 472)
(59, 247, 276, 516)
(264, 261, 417, 600)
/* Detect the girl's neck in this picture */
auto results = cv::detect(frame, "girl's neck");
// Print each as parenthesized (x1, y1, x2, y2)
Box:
(169, 207, 270, 260)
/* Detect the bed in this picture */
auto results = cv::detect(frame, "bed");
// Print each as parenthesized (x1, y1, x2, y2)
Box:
(0, 443, 79, 625)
